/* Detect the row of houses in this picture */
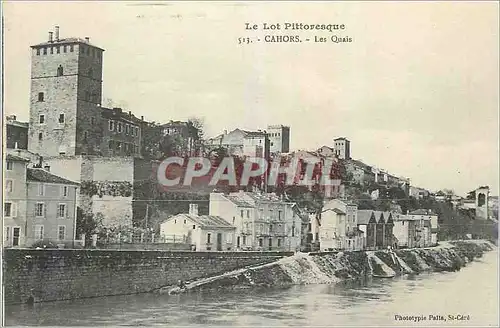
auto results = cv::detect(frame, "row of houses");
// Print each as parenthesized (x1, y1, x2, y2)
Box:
(312, 200, 438, 252)
(4, 154, 79, 248)
(160, 191, 303, 252)
(157, 191, 439, 252)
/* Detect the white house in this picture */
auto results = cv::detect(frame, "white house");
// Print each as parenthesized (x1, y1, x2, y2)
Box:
(160, 204, 236, 252)
(320, 199, 364, 251)
(209, 191, 301, 251)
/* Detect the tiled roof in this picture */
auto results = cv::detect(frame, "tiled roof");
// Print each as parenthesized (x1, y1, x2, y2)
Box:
(6, 154, 30, 162)
(225, 195, 255, 207)
(27, 168, 79, 185)
(168, 214, 235, 229)
(6, 120, 29, 128)
(357, 210, 373, 225)
(410, 209, 433, 215)
(100, 107, 143, 124)
(31, 38, 104, 50)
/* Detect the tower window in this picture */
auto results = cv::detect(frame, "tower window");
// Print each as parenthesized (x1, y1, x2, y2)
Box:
(70, 45, 74, 52)
(38, 92, 44, 102)
(117, 123, 122, 133)
(36, 48, 40, 55)
(135, 127, 139, 137)
(125, 124, 130, 135)
(39, 114, 45, 124)
(109, 120, 115, 131)
(59, 114, 65, 123)
(57, 65, 64, 76)
(38, 133, 43, 141)
(56, 46, 60, 54)
(43, 47, 47, 55)
(63, 45, 67, 53)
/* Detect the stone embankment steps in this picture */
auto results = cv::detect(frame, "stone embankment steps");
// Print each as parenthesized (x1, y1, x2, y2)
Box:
(163, 240, 495, 294)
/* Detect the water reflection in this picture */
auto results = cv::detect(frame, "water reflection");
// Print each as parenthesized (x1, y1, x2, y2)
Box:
(5, 250, 498, 327)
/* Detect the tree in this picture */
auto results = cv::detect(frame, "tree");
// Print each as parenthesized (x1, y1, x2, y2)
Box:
(141, 122, 163, 159)
(187, 116, 205, 155)
(76, 207, 102, 245)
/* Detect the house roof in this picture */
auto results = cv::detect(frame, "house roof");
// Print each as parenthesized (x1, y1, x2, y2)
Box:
(225, 195, 254, 207)
(27, 168, 79, 185)
(31, 37, 105, 51)
(410, 209, 433, 215)
(357, 210, 374, 225)
(6, 120, 29, 129)
(6, 154, 30, 162)
(101, 107, 144, 124)
(166, 214, 235, 229)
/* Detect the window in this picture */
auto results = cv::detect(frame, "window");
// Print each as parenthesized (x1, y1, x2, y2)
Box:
(109, 120, 114, 131)
(59, 113, 65, 123)
(108, 140, 114, 149)
(246, 210, 250, 218)
(135, 127, 139, 136)
(240, 210, 244, 218)
(5, 227, 10, 242)
(5, 180, 13, 193)
(38, 184, 45, 196)
(242, 236, 246, 245)
(57, 65, 64, 76)
(56, 46, 60, 54)
(117, 123, 122, 133)
(278, 239, 282, 247)
(70, 45, 74, 52)
(34, 225, 44, 240)
(278, 210, 282, 220)
(183, 219, 186, 224)
(192, 225, 196, 230)
(39, 114, 45, 124)
(207, 233, 211, 244)
(36, 48, 40, 55)
(35, 203, 44, 217)
(38, 92, 44, 102)
(84, 131, 88, 140)
(91, 117, 95, 125)
(57, 204, 66, 218)
(43, 47, 47, 55)
(125, 124, 130, 135)
(62, 186, 68, 197)
(4, 203, 12, 217)
(292, 225, 295, 237)
(50, 47, 54, 54)
(38, 133, 43, 141)
(58, 226, 66, 241)
(270, 224, 273, 232)
(6, 161, 13, 170)
(63, 45, 67, 53)
(259, 239, 263, 247)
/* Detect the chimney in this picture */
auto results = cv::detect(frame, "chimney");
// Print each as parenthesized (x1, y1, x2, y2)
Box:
(49, 31, 53, 42)
(141, 116, 144, 121)
(189, 204, 199, 216)
(85, 37, 90, 43)
(38, 156, 43, 168)
(128, 111, 132, 116)
(54, 26, 60, 41)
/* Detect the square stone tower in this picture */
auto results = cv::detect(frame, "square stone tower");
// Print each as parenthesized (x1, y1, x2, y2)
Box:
(334, 137, 350, 160)
(28, 26, 105, 157)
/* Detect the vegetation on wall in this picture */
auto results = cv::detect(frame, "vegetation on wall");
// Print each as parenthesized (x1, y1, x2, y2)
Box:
(80, 181, 133, 198)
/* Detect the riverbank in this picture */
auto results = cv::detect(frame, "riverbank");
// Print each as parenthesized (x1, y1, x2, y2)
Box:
(161, 239, 495, 294)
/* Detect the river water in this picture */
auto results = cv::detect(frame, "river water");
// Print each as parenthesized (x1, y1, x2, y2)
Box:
(5, 249, 499, 327)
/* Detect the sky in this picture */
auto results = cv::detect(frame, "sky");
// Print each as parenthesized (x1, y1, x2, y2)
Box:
(3, 1, 499, 196)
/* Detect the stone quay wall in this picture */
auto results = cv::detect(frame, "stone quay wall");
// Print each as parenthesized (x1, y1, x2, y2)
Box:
(3, 249, 293, 305)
